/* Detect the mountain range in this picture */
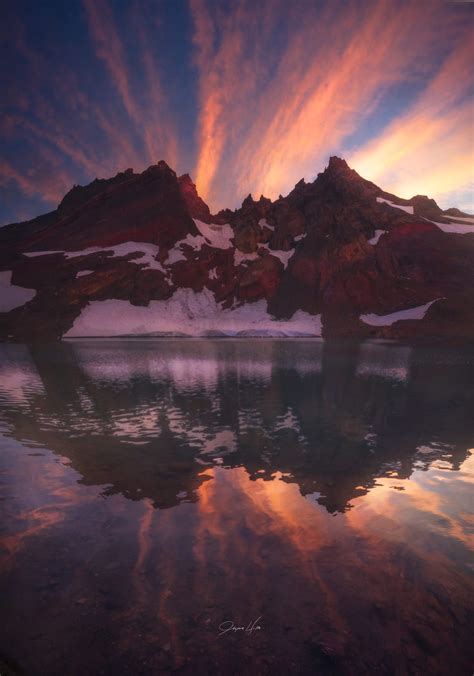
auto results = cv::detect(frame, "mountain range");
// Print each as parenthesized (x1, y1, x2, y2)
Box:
(1, 156, 473, 341)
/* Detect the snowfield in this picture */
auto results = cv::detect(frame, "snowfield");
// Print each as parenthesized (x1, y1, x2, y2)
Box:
(193, 219, 234, 249)
(25, 242, 167, 272)
(64, 288, 323, 337)
(425, 219, 474, 235)
(24, 217, 299, 277)
(0, 271, 36, 312)
(443, 215, 474, 223)
(360, 298, 442, 326)
(376, 196, 414, 215)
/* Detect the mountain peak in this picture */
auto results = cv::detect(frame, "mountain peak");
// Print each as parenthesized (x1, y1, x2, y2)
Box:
(178, 173, 211, 223)
(327, 156, 350, 172)
(242, 193, 255, 208)
(1, 154, 473, 342)
(144, 160, 176, 177)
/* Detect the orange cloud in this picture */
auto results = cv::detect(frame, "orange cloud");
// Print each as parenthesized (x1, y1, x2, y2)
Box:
(190, 0, 284, 204)
(349, 36, 474, 210)
(191, 0, 471, 211)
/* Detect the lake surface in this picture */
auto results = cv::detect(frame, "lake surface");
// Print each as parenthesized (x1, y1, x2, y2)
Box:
(0, 339, 473, 675)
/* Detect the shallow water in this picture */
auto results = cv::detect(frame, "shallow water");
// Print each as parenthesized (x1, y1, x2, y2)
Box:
(0, 339, 473, 675)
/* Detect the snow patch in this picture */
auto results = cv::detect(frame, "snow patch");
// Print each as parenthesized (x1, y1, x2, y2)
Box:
(25, 242, 166, 272)
(234, 244, 295, 269)
(193, 219, 234, 249)
(259, 218, 274, 231)
(234, 250, 259, 266)
(76, 270, 95, 278)
(368, 229, 387, 245)
(165, 233, 206, 264)
(64, 288, 323, 337)
(266, 248, 294, 269)
(376, 196, 414, 215)
(360, 298, 442, 326)
(442, 215, 474, 223)
(294, 233, 307, 242)
(0, 271, 36, 312)
(24, 250, 64, 258)
(425, 219, 474, 235)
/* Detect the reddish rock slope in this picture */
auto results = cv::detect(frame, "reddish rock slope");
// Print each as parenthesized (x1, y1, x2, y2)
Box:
(0, 157, 473, 341)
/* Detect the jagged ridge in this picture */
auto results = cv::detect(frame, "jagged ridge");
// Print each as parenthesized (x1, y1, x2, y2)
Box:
(0, 157, 473, 341)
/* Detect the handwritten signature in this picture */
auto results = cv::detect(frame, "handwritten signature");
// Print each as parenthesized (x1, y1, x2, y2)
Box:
(218, 617, 263, 637)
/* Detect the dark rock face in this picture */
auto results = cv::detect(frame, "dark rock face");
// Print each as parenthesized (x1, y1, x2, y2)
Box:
(0, 157, 473, 341)
(177, 173, 212, 223)
(0, 161, 198, 254)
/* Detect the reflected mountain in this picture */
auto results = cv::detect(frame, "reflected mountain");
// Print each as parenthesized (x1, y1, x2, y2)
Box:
(0, 339, 472, 513)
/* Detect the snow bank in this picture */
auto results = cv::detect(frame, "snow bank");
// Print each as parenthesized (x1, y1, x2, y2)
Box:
(25, 242, 166, 272)
(0, 271, 36, 312)
(193, 219, 234, 249)
(426, 219, 474, 235)
(360, 298, 442, 326)
(376, 196, 414, 215)
(368, 229, 387, 245)
(64, 288, 323, 337)
(442, 215, 474, 223)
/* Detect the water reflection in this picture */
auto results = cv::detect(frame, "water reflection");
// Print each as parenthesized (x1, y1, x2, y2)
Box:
(0, 339, 473, 674)
(0, 340, 471, 513)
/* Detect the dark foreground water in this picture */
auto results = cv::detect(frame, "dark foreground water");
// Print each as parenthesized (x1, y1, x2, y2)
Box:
(0, 339, 473, 675)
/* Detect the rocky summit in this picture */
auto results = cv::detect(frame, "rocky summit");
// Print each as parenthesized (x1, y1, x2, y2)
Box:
(1, 156, 473, 341)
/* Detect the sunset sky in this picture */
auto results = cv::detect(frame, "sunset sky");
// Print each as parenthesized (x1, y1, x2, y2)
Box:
(1, 0, 473, 225)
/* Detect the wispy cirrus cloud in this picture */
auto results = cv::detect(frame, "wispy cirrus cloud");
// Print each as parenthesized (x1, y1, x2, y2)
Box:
(0, 0, 179, 221)
(83, 0, 178, 168)
(349, 35, 474, 210)
(1, 0, 472, 223)
(190, 0, 472, 211)
(190, 0, 285, 204)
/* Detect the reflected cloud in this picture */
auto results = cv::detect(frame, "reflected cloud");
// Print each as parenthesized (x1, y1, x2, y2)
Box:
(0, 345, 45, 406)
(0, 340, 472, 514)
(356, 342, 412, 382)
(1, 339, 473, 674)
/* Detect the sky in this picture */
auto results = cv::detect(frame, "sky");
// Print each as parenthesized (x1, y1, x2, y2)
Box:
(0, 0, 473, 225)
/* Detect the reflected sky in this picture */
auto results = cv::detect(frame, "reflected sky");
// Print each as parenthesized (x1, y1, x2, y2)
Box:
(0, 339, 473, 674)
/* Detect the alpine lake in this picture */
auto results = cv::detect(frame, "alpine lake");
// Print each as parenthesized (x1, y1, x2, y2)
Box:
(0, 339, 473, 675)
